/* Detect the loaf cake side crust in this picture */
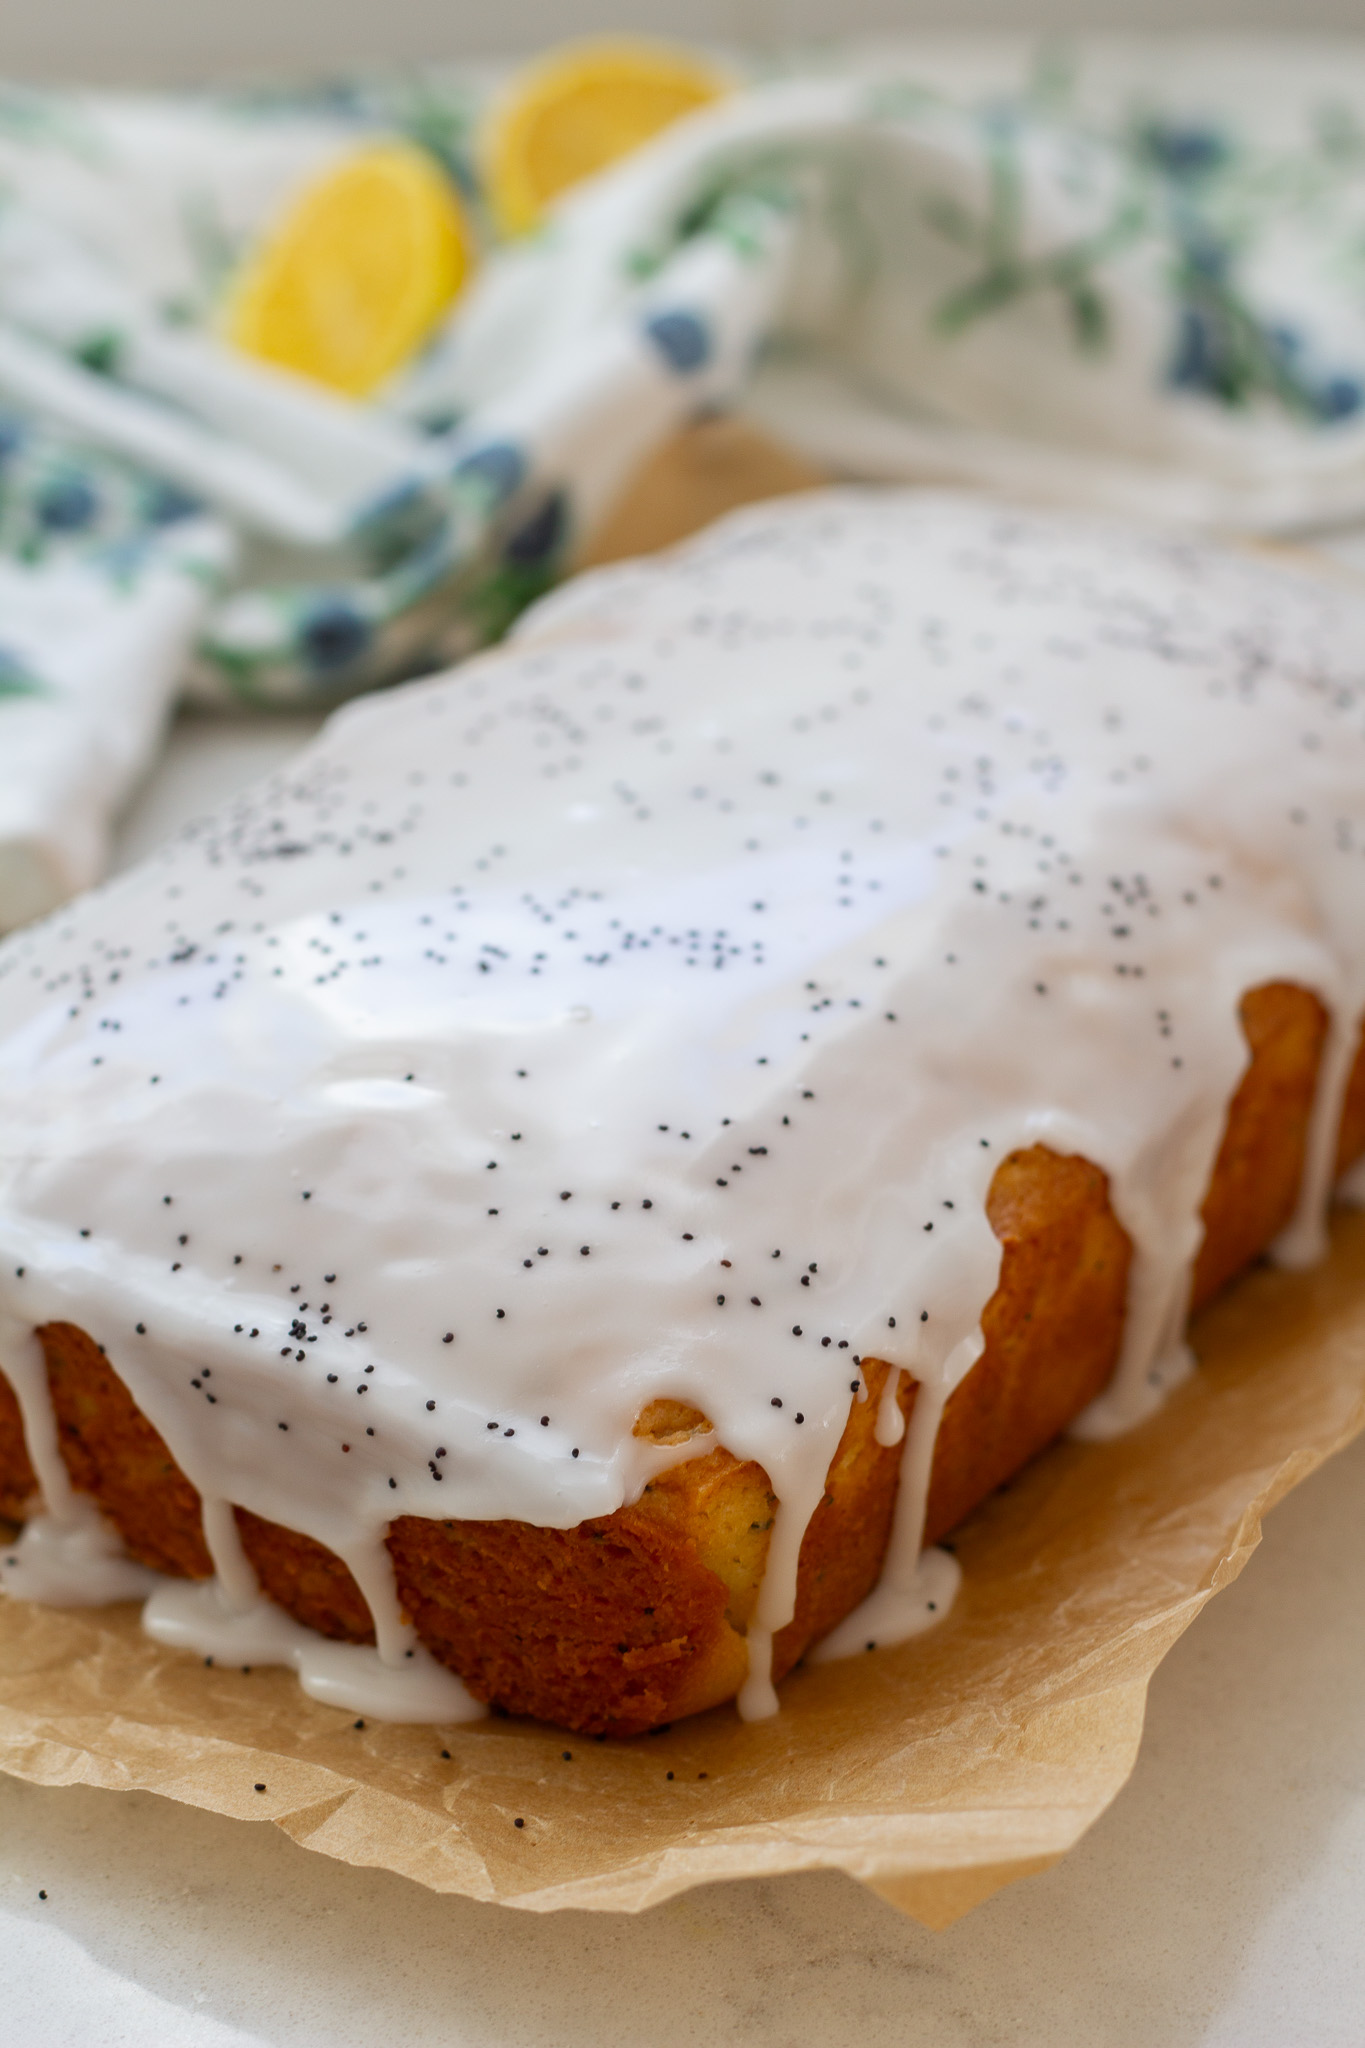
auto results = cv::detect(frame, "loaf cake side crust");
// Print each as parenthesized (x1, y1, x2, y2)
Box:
(0, 1371, 34, 1524)
(3, 980, 1358, 1733)
(45, 1322, 213, 1580)
(1191, 984, 1330, 1311)
(923, 1147, 1131, 1548)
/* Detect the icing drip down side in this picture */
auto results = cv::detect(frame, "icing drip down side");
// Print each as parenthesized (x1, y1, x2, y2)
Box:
(1, 490, 1364, 1721)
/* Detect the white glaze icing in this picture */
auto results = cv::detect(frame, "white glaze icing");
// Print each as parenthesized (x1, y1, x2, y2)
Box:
(142, 1579, 484, 1722)
(1, 489, 1363, 1724)
(1, 1504, 160, 1606)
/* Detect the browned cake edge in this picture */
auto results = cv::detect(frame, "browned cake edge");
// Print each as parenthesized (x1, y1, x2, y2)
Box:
(1, 980, 1361, 1733)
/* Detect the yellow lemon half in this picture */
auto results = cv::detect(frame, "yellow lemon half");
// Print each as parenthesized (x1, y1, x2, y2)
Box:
(484, 38, 729, 238)
(227, 141, 475, 398)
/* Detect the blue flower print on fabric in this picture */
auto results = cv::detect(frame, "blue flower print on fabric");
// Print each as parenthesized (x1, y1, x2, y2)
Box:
(300, 600, 372, 671)
(453, 440, 526, 507)
(643, 309, 711, 374)
(1138, 122, 1229, 183)
(0, 645, 46, 699)
(144, 480, 202, 526)
(1319, 376, 1364, 423)
(1170, 301, 1365, 424)
(504, 489, 567, 569)
(36, 476, 99, 532)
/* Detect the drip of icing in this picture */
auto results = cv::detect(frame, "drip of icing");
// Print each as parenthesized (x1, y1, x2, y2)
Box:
(0, 1308, 76, 1520)
(142, 1578, 485, 1722)
(736, 1625, 778, 1721)
(740, 1340, 970, 1711)
(1, 1504, 161, 1606)
(200, 1494, 258, 1611)
(875, 1365, 906, 1447)
(334, 1537, 420, 1667)
(1073, 1231, 1197, 1442)
(0, 489, 1363, 1719)
(1274, 998, 1356, 1271)
(815, 1331, 979, 1662)
(812, 1546, 963, 1664)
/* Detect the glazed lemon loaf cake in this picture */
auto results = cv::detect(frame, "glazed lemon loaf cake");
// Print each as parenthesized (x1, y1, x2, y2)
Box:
(1, 490, 1364, 1735)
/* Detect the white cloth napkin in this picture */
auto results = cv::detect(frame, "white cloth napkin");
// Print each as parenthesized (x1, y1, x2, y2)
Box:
(0, 411, 231, 925)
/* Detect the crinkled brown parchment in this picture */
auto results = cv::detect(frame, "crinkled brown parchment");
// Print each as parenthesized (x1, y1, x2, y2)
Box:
(2, 429, 1363, 1929)
(2, 1208, 1362, 1930)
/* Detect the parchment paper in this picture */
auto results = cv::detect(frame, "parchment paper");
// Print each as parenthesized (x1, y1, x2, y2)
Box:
(2, 1205, 1361, 1929)
(1, 430, 1363, 1930)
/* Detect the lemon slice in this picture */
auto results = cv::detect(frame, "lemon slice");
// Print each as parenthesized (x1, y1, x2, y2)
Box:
(227, 141, 475, 398)
(484, 39, 729, 237)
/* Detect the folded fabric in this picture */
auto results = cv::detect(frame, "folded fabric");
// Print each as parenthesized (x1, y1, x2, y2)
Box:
(403, 49, 1365, 536)
(0, 407, 231, 929)
(2, 42, 1365, 723)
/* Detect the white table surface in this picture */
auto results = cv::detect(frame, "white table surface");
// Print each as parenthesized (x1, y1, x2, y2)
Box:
(4, 709, 1365, 2047)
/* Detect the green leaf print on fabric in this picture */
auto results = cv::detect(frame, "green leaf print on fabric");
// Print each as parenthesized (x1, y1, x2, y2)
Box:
(0, 648, 47, 700)
(925, 107, 1146, 354)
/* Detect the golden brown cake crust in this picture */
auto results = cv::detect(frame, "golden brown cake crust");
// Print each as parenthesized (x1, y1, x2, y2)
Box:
(925, 1147, 1131, 1547)
(234, 1506, 376, 1645)
(44, 1320, 213, 1580)
(388, 1356, 914, 1733)
(0, 1368, 35, 1523)
(1192, 984, 1330, 1310)
(1, 979, 1361, 1733)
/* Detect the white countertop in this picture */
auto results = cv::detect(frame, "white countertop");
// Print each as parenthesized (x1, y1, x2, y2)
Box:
(3, 710, 1364, 2047)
